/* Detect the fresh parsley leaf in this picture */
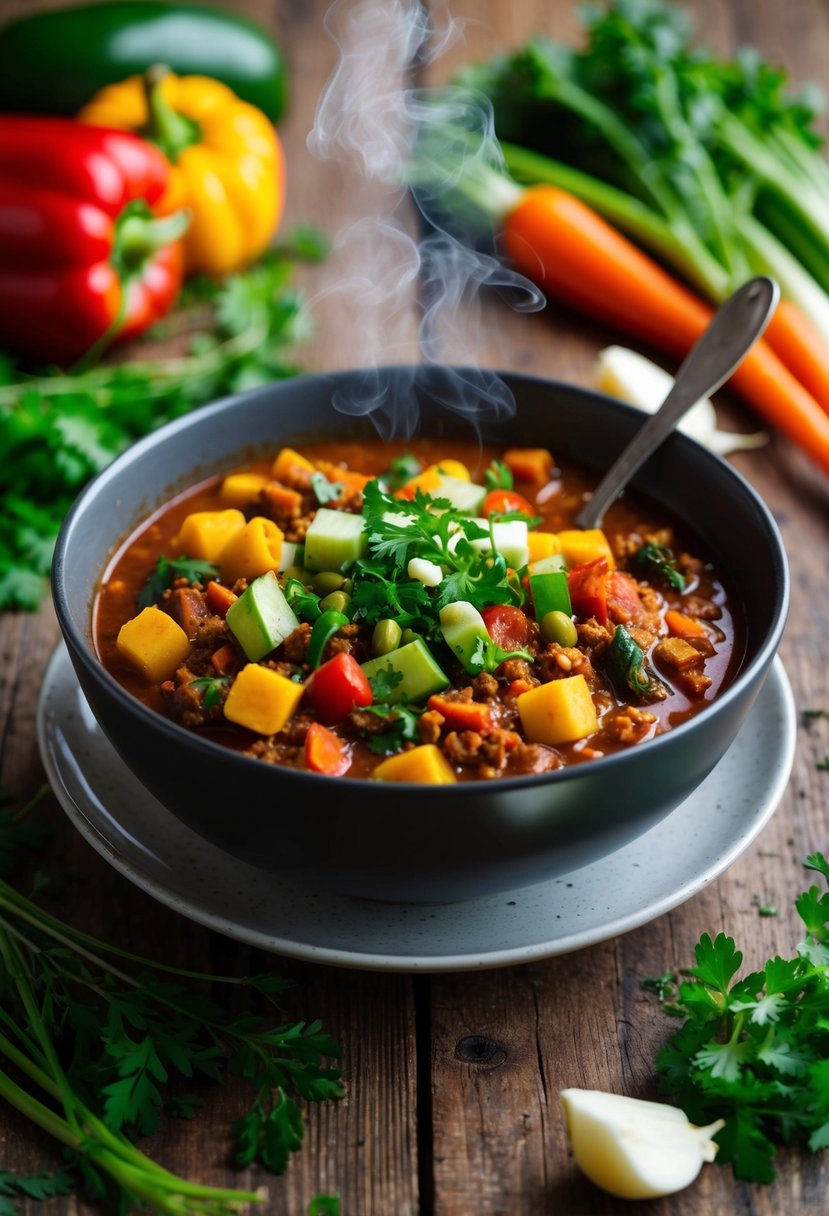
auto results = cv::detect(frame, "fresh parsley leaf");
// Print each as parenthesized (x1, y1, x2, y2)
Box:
(311, 471, 344, 504)
(367, 665, 405, 702)
(383, 452, 422, 490)
(138, 555, 220, 609)
(484, 459, 513, 490)
(650, 856, 829, 1182)
(363, 704, 423, 753)
(190, 676, 230, 710)
(633, 542, 686, 591)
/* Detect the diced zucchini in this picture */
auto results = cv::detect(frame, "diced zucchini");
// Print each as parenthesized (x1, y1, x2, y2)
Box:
(434, 473, 486, 514)
(361, 637, 449, 703)
(304, 507, 367, 572)
(468, 519, 530, 571)
(529, 569, 572, 619)
(438, 601, 490, 674)
(529, 552, 567, 575)
(277, 540, 299, 572)
(226, 570, 300, 661)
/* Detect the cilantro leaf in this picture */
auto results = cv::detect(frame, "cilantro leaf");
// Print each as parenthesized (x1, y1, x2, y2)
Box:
(138, 555, 220, 609)
(633, 541, 686, 591)
(311, 471, 344, 504)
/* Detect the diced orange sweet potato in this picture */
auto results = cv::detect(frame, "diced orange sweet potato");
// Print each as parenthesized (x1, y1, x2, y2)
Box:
(372, 744, 457, 784)
(116, 606, 191, 683)
(219, 472, 270, 509)
(503, 447, 554, 483)
(219, 517, 284, 585)
(173, 509, 245, 562)
(223, 663, 305, 735)
(271, 446, 316, 484)
(556, 528, 616, 570)
(517, 674, 598, 745)
(261, 482, 304, 516)
(527, 531, 562, 563)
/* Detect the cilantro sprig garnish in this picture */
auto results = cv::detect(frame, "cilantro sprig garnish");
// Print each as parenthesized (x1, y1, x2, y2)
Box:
(484, 459, 513, 490)
(633, 541, 686, 591)
(311, 471, 344, 504)
(138, 555, 220, 608)
(0, 786, 344, 1211)
(190, 675, 230, 709)
(649, 852, 829, 1183)
(350, 479, 521, 631)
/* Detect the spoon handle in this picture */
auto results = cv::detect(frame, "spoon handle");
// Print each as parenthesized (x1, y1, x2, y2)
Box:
(574, 275, 780, 531)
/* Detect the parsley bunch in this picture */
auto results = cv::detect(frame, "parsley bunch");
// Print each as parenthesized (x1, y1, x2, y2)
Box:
(0, 789, 344, 1213)
(652, 853, 829, 1182)
(0, 233, 323, 613)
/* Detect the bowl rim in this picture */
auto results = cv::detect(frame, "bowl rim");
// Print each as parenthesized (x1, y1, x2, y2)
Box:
(51, 365, 791, 793)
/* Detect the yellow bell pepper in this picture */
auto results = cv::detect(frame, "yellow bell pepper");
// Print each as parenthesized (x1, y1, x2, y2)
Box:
(78, 66, 285, 276)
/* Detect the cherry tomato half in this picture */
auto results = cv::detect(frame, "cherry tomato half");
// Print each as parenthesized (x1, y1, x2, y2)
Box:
(481, 604, 533, 651)
(303, 651, 372, 724)
(482, 488, 535, 517)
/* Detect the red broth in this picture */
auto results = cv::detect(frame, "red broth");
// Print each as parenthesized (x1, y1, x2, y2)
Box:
(94, 438, 742, 782)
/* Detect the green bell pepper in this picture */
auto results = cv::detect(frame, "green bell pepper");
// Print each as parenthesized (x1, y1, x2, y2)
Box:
(0, 1, 288, 123)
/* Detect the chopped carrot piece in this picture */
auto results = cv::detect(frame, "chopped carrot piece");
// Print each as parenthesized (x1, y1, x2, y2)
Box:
(426, 694, 493, 734)
(272, 446, 315, 483)
(305, 721, 351, 775)
(261, 482, 303, 516)
(206, 580, 238, 617)
(506, 678, 534, 698)
(664, 609, 708, 639)
(503, 447, 555, 483)
(314, 459, 372, 492)
(210, 643, 238, 675)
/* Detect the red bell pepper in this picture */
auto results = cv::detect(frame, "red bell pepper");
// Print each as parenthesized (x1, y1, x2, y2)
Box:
(0, 116, 188, 367)
(303, 652, 373, 725)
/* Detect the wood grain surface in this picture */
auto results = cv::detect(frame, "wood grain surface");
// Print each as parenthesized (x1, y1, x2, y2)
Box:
(1, 1, 828, 1212)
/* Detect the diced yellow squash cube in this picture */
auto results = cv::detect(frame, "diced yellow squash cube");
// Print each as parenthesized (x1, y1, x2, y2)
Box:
(271, 446, 315, 482)
(556, 528, 615, 570)
(116, 606, 191, 683)
(223, 663, 305, 735)
(517, 674, 598, 745)
(527, 531, 562, 563)
(219, 472, 270, 508)
(432, 458, 470, 481)
(219, 517, 284, 585)
(372, 744, 457, 784)
(173, 509, 245, 563)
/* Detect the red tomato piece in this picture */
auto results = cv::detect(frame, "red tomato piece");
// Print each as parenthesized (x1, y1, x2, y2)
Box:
(482, 488, 535, 517)
(481, 603, 533, 651)
(303, 652, 372, 725)
(606, 571, 644, 624)
(305, 721, 351, 775)
(567, 557, 611, 624)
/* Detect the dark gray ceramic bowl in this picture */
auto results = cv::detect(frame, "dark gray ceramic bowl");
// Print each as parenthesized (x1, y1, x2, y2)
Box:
(51, 366, 789, 903)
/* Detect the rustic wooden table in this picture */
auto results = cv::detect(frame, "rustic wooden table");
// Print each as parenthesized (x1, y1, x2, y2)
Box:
(2, 0, 829, 1212)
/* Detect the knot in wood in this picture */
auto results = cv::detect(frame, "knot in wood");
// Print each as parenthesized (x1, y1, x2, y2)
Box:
(454, 1034, 508, 1070)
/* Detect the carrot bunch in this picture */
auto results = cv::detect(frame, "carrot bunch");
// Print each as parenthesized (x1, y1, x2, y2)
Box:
(500, 184, 829, 475)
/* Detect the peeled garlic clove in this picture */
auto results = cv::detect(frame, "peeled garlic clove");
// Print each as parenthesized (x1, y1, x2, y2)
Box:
(560, 1088, 725, 1200)
(594, 343, 768, 456)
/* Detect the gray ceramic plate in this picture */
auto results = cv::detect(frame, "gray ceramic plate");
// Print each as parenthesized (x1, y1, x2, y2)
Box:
(38, 642, 796, 973)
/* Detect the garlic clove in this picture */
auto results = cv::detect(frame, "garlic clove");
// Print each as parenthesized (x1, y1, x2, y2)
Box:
(560, 1088, 725, 1200)
(594, 343, 768, 456)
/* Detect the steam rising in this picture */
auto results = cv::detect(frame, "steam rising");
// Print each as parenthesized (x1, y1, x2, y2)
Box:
(307, 0, 545, 437)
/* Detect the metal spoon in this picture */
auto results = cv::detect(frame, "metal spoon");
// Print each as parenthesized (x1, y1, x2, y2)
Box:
(573, 275, 780, 530)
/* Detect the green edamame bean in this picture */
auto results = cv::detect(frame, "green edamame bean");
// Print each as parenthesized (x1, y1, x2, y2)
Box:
(541, 610, 578, 647)
(400, 628, 419, 647)
(312, 570, 346, 596)
(319, 590, 351, 614)
(281, 565, 307, 584)
(372, 618, 403, 657)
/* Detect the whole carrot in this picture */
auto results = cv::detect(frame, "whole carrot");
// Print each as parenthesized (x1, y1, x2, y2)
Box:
(500, 183, 829, 476)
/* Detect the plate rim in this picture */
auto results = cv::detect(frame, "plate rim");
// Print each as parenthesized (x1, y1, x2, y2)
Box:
(37, 643, 797, 972)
